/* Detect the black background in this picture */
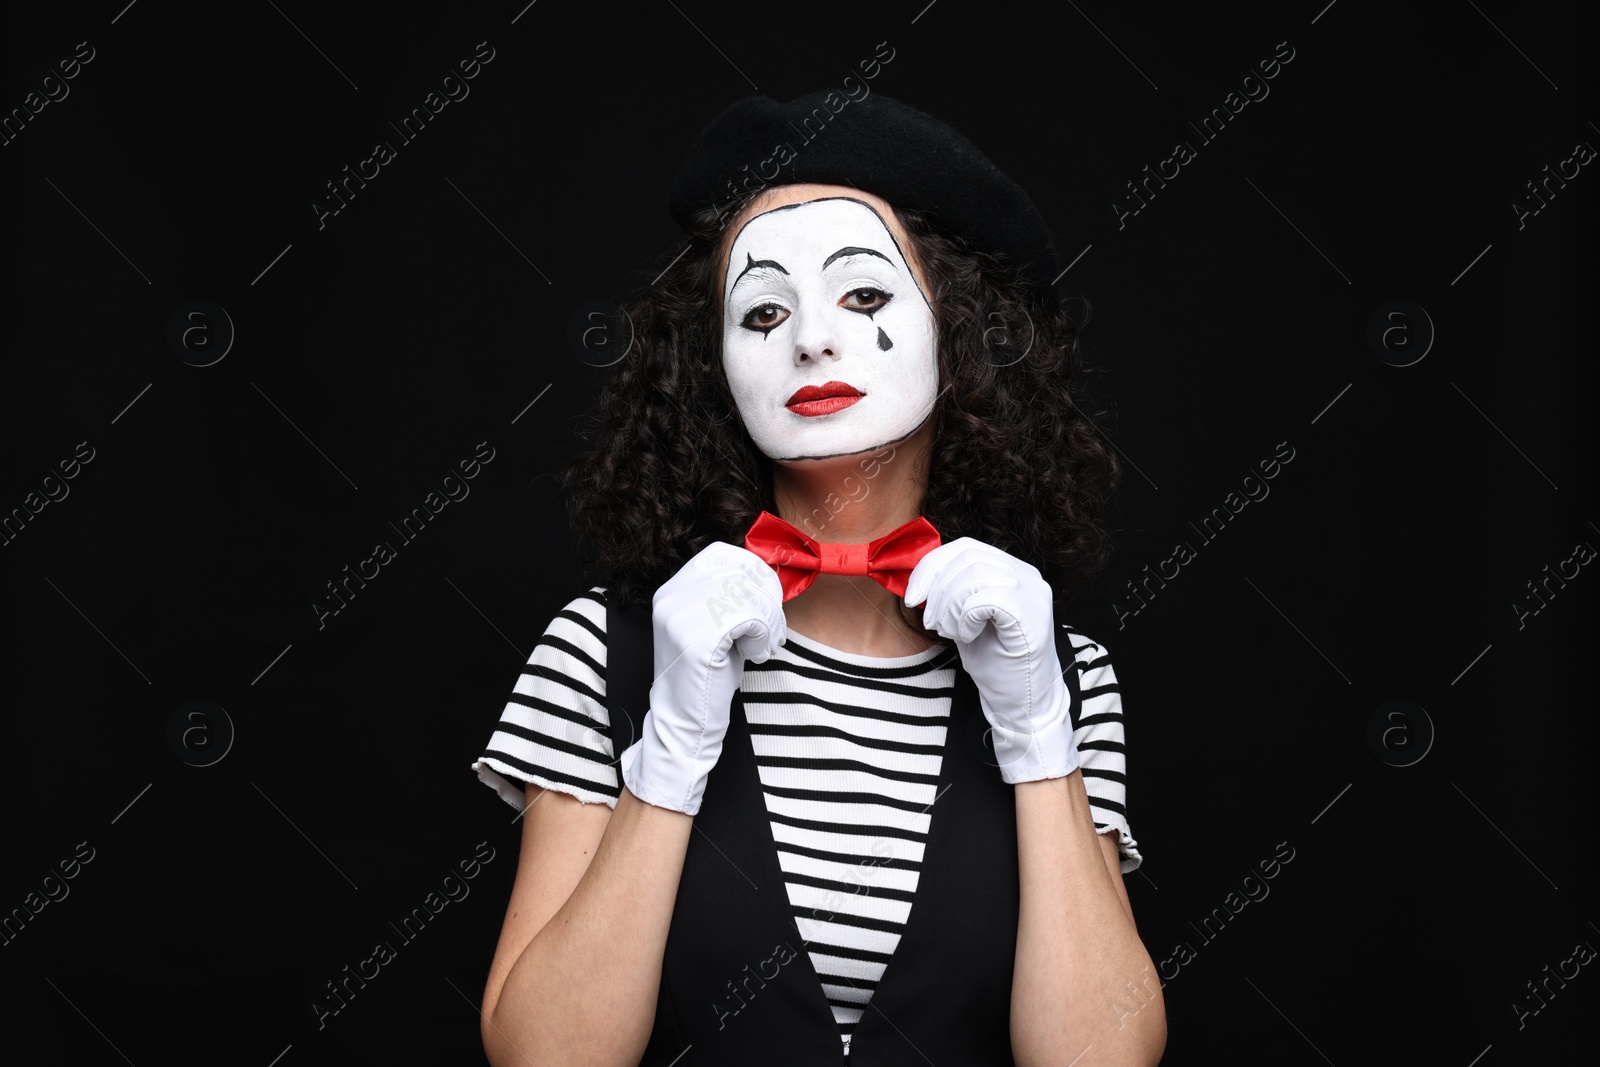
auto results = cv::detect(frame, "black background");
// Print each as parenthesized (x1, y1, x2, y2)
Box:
(2, 1, 1595, 1063)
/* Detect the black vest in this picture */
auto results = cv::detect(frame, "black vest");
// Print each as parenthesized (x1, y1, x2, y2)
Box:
(604, 597, 1089, 1065)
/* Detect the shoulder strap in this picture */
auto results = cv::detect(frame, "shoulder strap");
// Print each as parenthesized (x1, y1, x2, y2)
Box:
(601, 588, 688, 1062)
(603, 589, 654, 767)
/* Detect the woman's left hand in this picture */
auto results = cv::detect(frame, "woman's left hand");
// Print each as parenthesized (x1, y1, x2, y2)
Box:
(905, 537, 1079, 783)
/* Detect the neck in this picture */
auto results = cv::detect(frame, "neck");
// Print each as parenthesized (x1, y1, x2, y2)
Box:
(767, 418, 939, 657)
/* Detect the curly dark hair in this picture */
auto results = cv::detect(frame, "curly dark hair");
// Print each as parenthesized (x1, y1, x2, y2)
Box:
(559, 186, 1123, 619)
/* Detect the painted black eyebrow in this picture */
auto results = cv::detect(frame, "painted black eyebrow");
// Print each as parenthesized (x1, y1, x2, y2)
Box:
(722, 196, 931, 305)
(733, 252, 788, 285)
(822, 246, 891, 270)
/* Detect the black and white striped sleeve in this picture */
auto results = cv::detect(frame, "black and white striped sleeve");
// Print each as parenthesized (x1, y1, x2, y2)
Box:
(470, 586, 621, 811)
(1066, 629, 1143, 874)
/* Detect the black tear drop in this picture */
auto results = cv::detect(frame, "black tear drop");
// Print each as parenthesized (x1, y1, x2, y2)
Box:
(877, 327, 893, 351)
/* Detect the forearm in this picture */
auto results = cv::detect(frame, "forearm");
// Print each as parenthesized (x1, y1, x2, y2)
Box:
(1011, 771, 1166, 1067)
(484, 786, 693, 1067)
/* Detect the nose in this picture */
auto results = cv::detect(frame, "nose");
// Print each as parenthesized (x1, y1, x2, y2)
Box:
(789, 308, 842, 366)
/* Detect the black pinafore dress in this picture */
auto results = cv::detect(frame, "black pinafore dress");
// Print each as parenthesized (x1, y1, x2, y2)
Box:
(603, 596, 1085, 1066)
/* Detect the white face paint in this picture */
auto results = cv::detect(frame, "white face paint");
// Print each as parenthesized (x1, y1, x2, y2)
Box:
(721, 197, 938, 462)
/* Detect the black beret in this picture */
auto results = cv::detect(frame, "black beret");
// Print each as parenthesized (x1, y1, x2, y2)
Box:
(666, 90, 1061, 302)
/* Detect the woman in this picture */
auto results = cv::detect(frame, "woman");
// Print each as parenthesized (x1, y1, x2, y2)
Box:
(472, 90, 1166, 1065)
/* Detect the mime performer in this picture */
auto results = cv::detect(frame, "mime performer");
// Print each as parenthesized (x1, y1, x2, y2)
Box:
(472, 89, 1167, 1066)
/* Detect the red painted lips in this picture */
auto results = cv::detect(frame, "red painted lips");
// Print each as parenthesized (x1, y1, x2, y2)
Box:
(786, 381, 864, 417)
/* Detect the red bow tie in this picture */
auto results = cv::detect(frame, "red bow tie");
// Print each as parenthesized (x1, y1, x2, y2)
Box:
(743, 511, 942, 602)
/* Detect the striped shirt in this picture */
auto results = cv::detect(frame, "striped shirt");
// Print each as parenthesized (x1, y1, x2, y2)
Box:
(472, 587, 1142, 1055)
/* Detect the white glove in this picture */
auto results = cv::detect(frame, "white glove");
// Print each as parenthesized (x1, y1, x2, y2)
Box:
(620, 541, 787, 814)
(904, 538, 1079, 784)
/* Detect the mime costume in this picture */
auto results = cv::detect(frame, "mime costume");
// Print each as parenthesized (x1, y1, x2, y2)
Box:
(471, 91, 1144, 1065)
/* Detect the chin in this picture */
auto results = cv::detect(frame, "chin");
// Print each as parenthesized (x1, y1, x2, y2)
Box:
(763, 417, 928, 465)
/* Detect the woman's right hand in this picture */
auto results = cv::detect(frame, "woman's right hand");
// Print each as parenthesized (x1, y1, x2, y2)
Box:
(620, 541, 787, 815)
